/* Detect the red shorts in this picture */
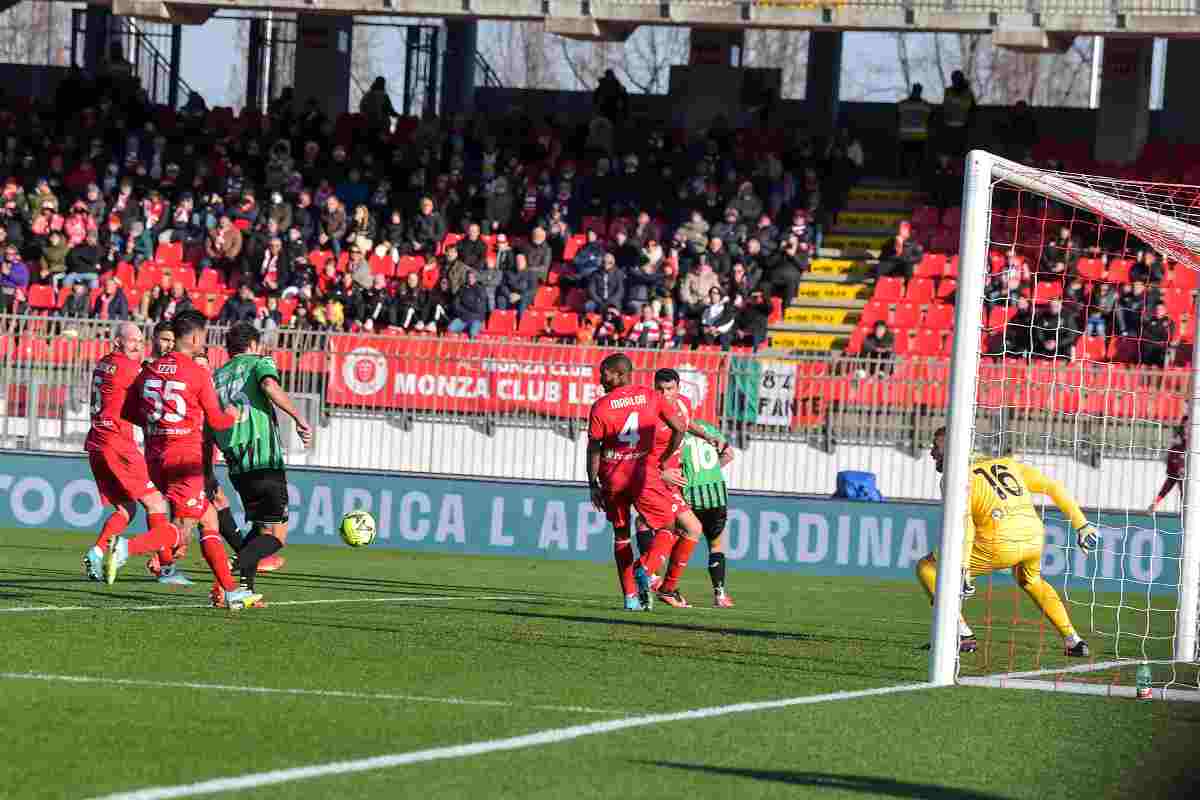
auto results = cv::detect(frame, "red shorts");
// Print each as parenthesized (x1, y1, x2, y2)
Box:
(604, 478, 688, 531)
(148, 460, 209, 520)
(89, 449, 156, 508)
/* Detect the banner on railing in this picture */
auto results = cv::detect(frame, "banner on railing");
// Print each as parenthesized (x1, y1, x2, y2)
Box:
(0, 451, 1178, 592)
(325, 337, 728, 420)
(724, 356, 824, 427)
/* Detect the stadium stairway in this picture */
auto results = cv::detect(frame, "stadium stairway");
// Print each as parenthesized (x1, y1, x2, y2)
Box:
(768, 179, 923, 353)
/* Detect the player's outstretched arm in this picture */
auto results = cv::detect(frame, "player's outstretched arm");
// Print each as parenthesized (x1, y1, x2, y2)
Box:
(1021, 463, 1097, 553)
(199, 376, 239, 432)
(261, 376, 313, 447)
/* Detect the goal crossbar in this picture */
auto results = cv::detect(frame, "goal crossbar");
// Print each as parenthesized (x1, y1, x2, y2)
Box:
(930, 150, 1200, 688)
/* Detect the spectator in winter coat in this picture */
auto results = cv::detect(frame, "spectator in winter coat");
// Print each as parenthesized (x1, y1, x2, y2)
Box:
(627, 303, 666, 349)
(0, 249, 28, 313)
(710, 208, 746, 260)
(319, 196, 348, 259)
(767, 234, 808, 309)
(457, 222, 487, 269)
(448, 270, 488, 338)
(585, 254, 625, 314)
(594, 305, 626, 347)
(624, 259, 663, 315)
(1032, 298, 1081, 360)
(679, 210, 710, 255)
(860, 320, 896, 374)
(293, 191, 318, 244)
(347, 245, 374, 291)
(475, 258, 503, 313)
(61, 283, 91, 318)
(734, 288, 771, 351)
(1131, 250, 1164, 285)
(63, 232, 103, 288)
(611, 229, 641, 273)
(493, 232, 516, 273)
(877, 221, 923, 280)
(150, 282, 194, 321)
(523, 226, 553, 283)
(678, 259, 721, 319)
(219, 284, 259, 325)
(731, 182, 763, 224)
(698, 287, 736, 349)
(572, 229, 606, 283)
(1140, 303, 1176, 367)
(91, 277, 130, 320)
(496, 254, 538, 314)
(204, 216, 243, 280)
(392, 273, 426, 330)
(407, 196, 445, 256)
(38, 231, 70, 285)
(442, 245, 471, 295)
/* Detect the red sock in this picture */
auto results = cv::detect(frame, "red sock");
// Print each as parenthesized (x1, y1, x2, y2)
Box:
(94, 512, 129, 551)
(614, 539, 636, 595)
(126, 521, 179, 557)
(200, 531, 237, 591)
(640, 530, 677, 575)
(661, 536, 698, 593)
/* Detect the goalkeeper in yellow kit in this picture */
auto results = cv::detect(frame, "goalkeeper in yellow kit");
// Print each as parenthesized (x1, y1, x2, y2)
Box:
(916, 427, 1099, 657)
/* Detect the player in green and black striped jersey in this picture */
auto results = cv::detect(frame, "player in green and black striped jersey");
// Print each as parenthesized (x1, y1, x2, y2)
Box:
(680, 418, 736, 607)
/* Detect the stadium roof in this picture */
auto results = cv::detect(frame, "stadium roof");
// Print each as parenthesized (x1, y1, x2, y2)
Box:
(110, 0, 1200, 47)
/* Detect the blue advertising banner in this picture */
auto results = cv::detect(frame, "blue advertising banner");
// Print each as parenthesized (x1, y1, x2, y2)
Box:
(0, 452, 1179, 593)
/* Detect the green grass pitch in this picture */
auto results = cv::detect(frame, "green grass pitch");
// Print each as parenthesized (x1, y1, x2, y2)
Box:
(1, 528, 1198, 799)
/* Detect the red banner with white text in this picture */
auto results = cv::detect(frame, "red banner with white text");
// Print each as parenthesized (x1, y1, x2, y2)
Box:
(325, 336, 728, 421)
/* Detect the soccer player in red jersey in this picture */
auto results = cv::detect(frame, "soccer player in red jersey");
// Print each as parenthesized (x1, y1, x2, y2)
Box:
(636, 367, 726, 609)
(586, 353, 715, 611)
(103, 310, 262, 610)
(81, 322, 183, 584)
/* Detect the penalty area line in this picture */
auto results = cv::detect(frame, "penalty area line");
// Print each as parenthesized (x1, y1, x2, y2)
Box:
(0, 594, 525, 614)
(85, 681, 937, 800)
(0, 672, 621, 716)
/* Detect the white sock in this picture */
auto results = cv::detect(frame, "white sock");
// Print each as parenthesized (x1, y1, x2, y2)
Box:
(958, 620, 974, 637)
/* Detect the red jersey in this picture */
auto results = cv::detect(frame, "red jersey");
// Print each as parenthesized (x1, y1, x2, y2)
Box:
(84, 351, 143, 454)
(651, 394, 692, 471)
(133, 352, 237, 466)
(588, 384, 682, 490)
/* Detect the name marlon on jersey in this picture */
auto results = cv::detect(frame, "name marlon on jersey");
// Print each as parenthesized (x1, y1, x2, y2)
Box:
(609, 394, 647, 410)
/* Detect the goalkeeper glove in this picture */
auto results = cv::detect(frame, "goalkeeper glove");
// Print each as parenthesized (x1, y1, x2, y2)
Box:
(1077, 523, 1100, 555)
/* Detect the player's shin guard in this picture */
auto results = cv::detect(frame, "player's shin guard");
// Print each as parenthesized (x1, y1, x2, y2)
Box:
(200, 531, 237, 591)
(238, 532, 282, 590)
(635, 529, 654, 558)
(613, 538, 637, 596)
(126, 517, 180, 557)
(1019, 575, 1077, 639)
(639, 530, 677, 576)
(660, 536, 698, 593)
(94, 511, 130, 552)
(217, 506, 243, 553)
(707, 551, 727, 590)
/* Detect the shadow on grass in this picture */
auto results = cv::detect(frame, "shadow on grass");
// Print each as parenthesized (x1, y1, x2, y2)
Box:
(647, 763, 1008, 799)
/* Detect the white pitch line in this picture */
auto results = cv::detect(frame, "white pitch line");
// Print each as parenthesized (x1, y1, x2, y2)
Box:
(0, 594, 524, 614)
(86, 681, 936, 800)
(972, 658, 1167, 681)
(0, 672, 620, 716)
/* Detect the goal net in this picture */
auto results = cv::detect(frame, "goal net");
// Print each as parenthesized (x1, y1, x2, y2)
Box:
(931, 151, 1200, 700)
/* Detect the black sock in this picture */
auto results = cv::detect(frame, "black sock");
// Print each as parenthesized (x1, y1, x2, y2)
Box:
(239, 534, 282, 588)
(708, 552, 726, 590)
(635, 530, 654, 557)
(217, 507, 243, 552)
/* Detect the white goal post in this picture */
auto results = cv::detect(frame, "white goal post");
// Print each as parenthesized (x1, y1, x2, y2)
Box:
(929, 150, 1200, 693)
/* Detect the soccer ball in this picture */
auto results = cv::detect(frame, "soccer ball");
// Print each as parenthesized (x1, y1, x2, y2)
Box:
(340, 510, 377, 547)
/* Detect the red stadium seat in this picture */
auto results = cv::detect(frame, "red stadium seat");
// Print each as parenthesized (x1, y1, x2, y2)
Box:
(562, 234, 587, 263)
(550, 312, 580, 339)
(136, 265, 163, 290)
(912, 329, 944, 358)
(368, 255, 393, 276)
(924, 303, 955, 330)
(484, 309, 518, 336)
(1077, 335, 1107, 362)
(845, 326, 866, 356)
(1033, 280, 1062, 303)
(1074, 257, 1104, 281)
(859, 300, 888, 328)
(197, 268, 223, 292)
(944, 256, 959, 279)
(986, 304, 1017, 332)
(114, 261, 136, 287)
(1107, 258, 1133, 283)
(396, 256, 423, 277)
(517, 309, 550, 338)
(936, 279, 957, 302)
(27, 285, 58, 310)
(905, 277, 935, 303)
(278, 298, 298, 324)
(915, 254, 946, 279)
(1162, 288, 1191, 316)
(873, 277, 904, 301)
(167, 267, 196, 292)
(1165, 263, 1198, 291)
(533, 286, 560, 309)
(891, 302, 921, 329)
(155, 241, 184, 268)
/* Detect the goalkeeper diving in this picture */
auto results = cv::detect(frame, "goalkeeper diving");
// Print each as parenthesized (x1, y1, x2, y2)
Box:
(916, 426, 1098, 656)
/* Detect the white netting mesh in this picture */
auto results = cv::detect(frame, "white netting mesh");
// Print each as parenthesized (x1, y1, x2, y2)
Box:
(962, 164, 1200, 693)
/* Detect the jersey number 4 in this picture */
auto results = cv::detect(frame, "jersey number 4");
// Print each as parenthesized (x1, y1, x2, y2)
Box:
(618, 412, 640, 446)
(973, 463, 1023, 500)
(143, 379, 187, 424)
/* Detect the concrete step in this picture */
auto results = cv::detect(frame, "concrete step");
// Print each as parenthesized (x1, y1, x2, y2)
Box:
(771, 320, 857, 335)
(847, 185, 926, 210)
(768, 331, 849, 352)
(820, 232, 883, 257)
(795, 280, 873, 303)
(782, 306, 862, 328)
(834, 210, 910, 234)
(809, 257, 874, 281)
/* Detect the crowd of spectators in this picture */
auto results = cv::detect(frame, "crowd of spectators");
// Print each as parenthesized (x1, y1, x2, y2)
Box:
(0, 65, 868, 353)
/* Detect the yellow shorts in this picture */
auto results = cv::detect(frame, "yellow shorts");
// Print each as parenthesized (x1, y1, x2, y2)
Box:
(968, 537, 1043, 583)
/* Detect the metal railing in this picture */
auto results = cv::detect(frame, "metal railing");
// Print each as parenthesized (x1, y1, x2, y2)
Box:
(0, 313, 1181, 471)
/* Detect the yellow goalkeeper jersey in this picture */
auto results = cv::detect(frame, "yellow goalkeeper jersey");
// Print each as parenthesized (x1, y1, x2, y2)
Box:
(965, 456, 1088, 545)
